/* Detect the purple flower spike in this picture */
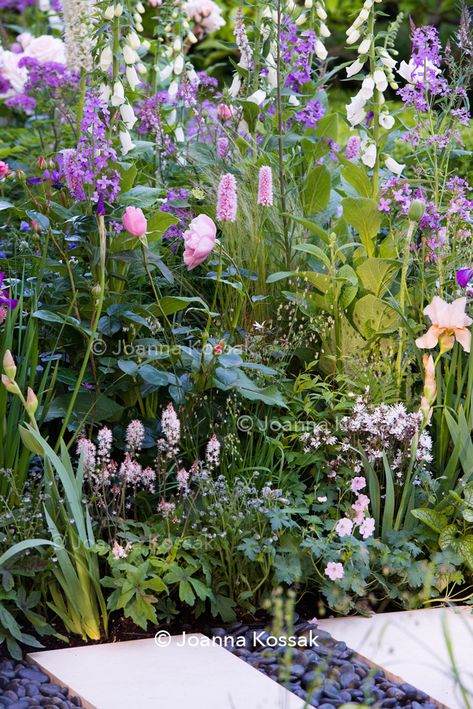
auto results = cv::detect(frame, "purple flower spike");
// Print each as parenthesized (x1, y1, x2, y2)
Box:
(456, 267, 473, 288)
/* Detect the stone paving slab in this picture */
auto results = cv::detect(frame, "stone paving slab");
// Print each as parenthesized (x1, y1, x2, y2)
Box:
(28, 633, 305, 709)
(318, 606, 473, 709)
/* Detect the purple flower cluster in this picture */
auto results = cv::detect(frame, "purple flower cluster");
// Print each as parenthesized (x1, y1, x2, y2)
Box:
(160, 188, 195, 242)
(398, 26, 447, 111)
(280, 21, 318, 90)
(379, 176, 473, 262)
(136, 94, 175, 156)
(293, 98, 325, 129)
(0, 0, 33, 9)
(5, 58, 79, 113)
(61, 91, 120, 215)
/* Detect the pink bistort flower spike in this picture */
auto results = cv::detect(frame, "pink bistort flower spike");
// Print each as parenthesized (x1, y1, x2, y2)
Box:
(216, 173, 237, 222)
(257, 166, 273, 207)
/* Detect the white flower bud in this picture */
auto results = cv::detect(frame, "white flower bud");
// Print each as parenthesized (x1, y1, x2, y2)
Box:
(104, 5, 115, 20)
(346, 29, 360, 45)
(142, 40, 151, 50)
(111, 80, 125, 106)
(319, 22, 330, 38)
(137, 62, 147, 75)
(304, 0, 313, 8)
(173, 55, 184, 75)
(127, 32, 141, 50)
(159, 64, 173, 81)
(123, 45, 139, 64)
(126, 65, 140, 90)
(358, 38, 371, 54)
(314, 39, 328, 60)
(136, 1, 145, 12)
(168, 80, 179, 100)
(316, 3, 327, 19)
(187, 31, 198, 44)
(114, 3, 122, 16)
(119, 130, 135, 155)
(175, 126, 185, 142)
(373, 67, 388, 91)
(346, 58, 365, 78)
(120, 103, 137, 129)
(133, 12, 141, 24)
(99, 46, 113, 72)
(379, 112, 394, 129)
(295, 12, 306, 26)
(173, 37, 182, 52)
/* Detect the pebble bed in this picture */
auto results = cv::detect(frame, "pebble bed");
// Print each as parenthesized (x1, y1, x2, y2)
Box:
(210, 621, 440, 708)
(0, 658, 82, 708)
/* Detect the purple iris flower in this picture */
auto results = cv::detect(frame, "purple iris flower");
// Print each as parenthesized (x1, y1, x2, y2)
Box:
(0, 273, 18, 311)
(456, 267, 473, 288)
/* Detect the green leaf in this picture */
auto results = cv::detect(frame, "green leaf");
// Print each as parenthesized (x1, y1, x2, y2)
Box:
(118, 164, 138, 193)
(458, 535, 473, 569)
(352, 294, 400, 338)
(339, 157, 372, 198)
(439, 525, 460, 551)
(0, 539, 55, 567)
(147, 212, 178, 242)
(120, 186, 161, 208)
(356, 258, 400, 297)
(178, 579, 195, 606)
(0, 200, 14, 211)
(342, 197, 382, 257)
(302, 164, 331, 215)
(411, 508, 448, 534)
(157, 296, 209, 316)
(294, 243, 331, 269)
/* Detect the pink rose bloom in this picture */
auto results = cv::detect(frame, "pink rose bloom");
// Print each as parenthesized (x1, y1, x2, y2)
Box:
(183, 214, 216, 270)
(24, 35, 66, 64)
(0, 51, 28, 96)
(359, 517, 375, 539)
(324, 562, 344, 581)
(0, 162, 9, 180)
(351, 476, 366, 493)
(335, 517, 353, 538)
(416, 296, 472, 353)
(122, 206, 147, 237)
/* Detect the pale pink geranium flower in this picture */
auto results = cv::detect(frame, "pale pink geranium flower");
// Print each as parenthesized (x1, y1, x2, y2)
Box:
(335, 517, 353, 538)
(183, 214, 216, 270)
(324, 562, 344, 581)
(359, 517, 375, 539)
(415, 296, 473, 353)
(350, 476, 366, 493)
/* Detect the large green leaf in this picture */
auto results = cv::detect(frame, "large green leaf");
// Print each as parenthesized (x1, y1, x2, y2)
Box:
(339, 157, 372, 198)
(411, 508, 448, 534)
(356, 258, 400, 297)
(342, 197, 382, 257)
(120, 186, 161, 207)
(352, 294, 400, 338)
(302, 165, 331, 215)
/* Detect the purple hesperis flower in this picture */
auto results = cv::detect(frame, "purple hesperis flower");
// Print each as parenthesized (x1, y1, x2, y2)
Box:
(293, 99, 325, 130)
(456, 267, 473, 288)
(0, 273, 18, 311)
(60, 91, 120, 212)
(280, 21, 318, 89)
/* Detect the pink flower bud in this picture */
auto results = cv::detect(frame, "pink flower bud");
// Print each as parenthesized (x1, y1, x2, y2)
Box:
(122, 206, 147, 237)
(183, 214, 216, 270)
(217, 104, 232, 121)
(25, 387, 38, 416)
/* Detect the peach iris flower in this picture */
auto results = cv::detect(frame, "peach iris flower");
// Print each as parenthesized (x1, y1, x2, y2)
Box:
(415, 296, 473, 353)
